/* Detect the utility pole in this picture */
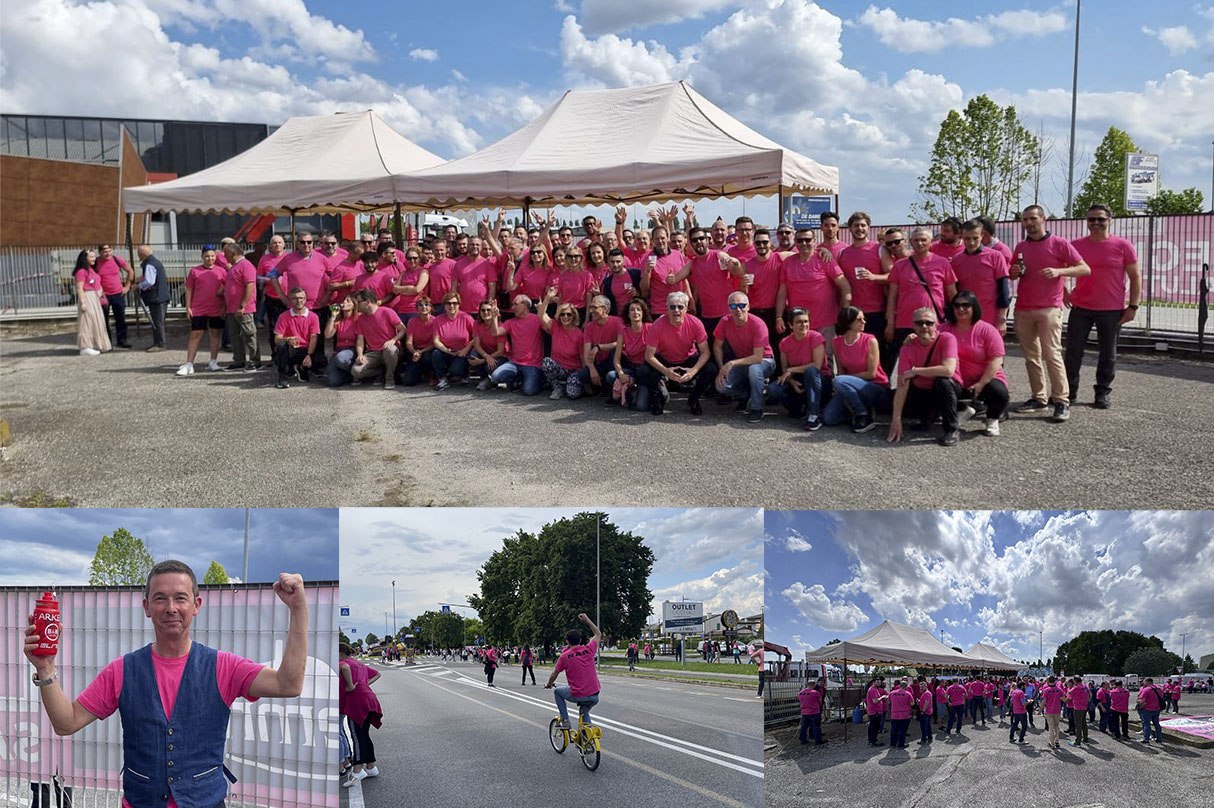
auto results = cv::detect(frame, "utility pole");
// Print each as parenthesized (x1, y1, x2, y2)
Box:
(391, 580, 397, 637)
(1180, 633, 1188, 673)
(242, 508, 250, 582)
(1065, 0, 1082, 216)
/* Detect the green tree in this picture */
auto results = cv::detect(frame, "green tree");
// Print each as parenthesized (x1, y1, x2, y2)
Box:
(1182, 654, 1196, 674)
(409, 610, 467, 650)
(203, 560, 229, 585)
(339, 628, 350, 645)
(1145, 188, 1204, 215)
(365, 632, 379, 646)
(1054, 630, 1167, 676)
(88, 528, 155, 586)
(468, 512, 654, 648)
(913, 95, 1039, 221)
(1124, 646, 1182, 677)
(1072, 127, 1139, 216)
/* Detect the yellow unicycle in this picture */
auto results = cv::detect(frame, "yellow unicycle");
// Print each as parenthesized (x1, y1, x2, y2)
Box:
(549, 707, 601, 771)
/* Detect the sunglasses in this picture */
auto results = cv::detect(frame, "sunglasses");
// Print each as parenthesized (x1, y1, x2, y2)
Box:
(913, 320, 936, 327)
(795, 238, 813, 244)
(754, 240, 771, 246)
(299, 240, 313, 245)
(1086, 217, 1109, 223)
(668, 304, 687, 311)
(416, 303, 431, 309)
(530, 251, 545, 257)
(691, 236, 708, 242)
(567, 254, 582, 259)
(444, 301, 459, 305)
(885, 238, 903, 245)
(953, 302, 973, 309)
(322, 241, 338, 246)
(728, 302, 747, 310)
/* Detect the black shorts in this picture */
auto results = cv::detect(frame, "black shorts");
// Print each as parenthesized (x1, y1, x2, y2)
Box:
(191, 315, 224, 331)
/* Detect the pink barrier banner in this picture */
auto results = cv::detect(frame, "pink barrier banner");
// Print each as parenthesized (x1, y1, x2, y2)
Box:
(1161, 715, 1214, 741)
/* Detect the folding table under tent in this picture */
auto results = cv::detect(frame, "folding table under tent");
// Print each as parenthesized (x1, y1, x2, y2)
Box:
(962, 642, 1022, 672)
(380, 80, 839, 214)
(122, 110, 445, 219)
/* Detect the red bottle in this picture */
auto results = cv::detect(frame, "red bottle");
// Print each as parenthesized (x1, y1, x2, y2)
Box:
(33, 592, 60, 656)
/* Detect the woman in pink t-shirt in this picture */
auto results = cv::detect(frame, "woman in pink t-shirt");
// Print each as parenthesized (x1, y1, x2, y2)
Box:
(823, 306, 891, 432)
(941, 290, 1009, 437)
(177, 246, 227, 376)
(609, 298, 654, 410)
(325, 296, 360, 387)
(538, 288, 585, 400)
(72, 249, 112, 355)
(402, 296, 438, 386)
(767, 308, 827, 429)
(472, 300, 509, 389)
(431, 292, 476, 390)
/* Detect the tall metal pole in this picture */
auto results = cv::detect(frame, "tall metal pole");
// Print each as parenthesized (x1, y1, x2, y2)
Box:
(392, 580, 397, 637)
(1180, 633, 1188, 672)
(1209, 141, 1213, 213)
(242, 508, 249, 582)
(1065, 0, 1082, 217)
(596, 515, 600, 633)
(1040, 631, 1043, 664)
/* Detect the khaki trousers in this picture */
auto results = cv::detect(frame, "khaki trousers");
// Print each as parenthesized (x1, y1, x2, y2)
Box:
(1014, 306, 1069, 404)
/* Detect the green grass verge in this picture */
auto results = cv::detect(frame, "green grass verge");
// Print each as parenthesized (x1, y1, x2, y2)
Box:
(598, 657, 758, 676)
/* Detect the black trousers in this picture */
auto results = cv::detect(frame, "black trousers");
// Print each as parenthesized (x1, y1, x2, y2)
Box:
(348, 715, 375, 765)
(310, 306, 330, 370)
(265, 297, 287, 355)
(958, 378, 1010, 420)
(274, 344, 309, 381)
(522, 663, 535, 684)
(905, 378, 962, 432)
(865, 311, 895, 377)
(145, 300, 167, 346)
(1065, 306, 1123, 396)
(105, 292, 128, 344)
(636, 354, 717, 409)
(486, 663, 496, 684)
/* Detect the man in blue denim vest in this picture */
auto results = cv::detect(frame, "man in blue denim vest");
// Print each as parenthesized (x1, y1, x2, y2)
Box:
(24, 560, 309, 808)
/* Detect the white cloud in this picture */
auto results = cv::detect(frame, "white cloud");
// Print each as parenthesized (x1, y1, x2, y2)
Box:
(559, 15, 691, 87)
(451, 69, 467, 82)
(784, 529, 812, 553)
(629, 508, 763, 575)
(1012, 511, 1044, 528)
(651, 561, 763, 621)
(856, 5, 1068, 53)
(410, 48, 439, 62)
(578, 0, 734, 35)
(782, 582, 867, 633)
(1143, 25, 1198, 55)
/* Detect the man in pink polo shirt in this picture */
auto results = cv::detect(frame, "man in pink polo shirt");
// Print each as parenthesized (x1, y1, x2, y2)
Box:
(951, 220, 1011, 332)
(545, 613, 602, 730)
(885, 227, 957, 368)
(274, 233, 332, 371)
(350, 289, 405, 390)
(640, 290, 716, 416)
(1137, 677, 1166, 743)
(1067, 677, 1090, 746)
(930, 217, 965, 262)
(95, 243, 134, 348)
(1065, 204, 1141, 409)
(887, 308, 964, 446)
(775, 229, 851, 347)
(272, 287, 320, 388)
(640, 227, 689, 318)
(945, 679, 967, 734)
(1011, 204, 1090, 422)
(797, 678, 828, 745)
(1039, 675, 1065, 749)
(713, 292, 774, 423)
(742, 228, 783, 337)
(888, 679, 914, 748)
(23, 560, 308, 808)
(666, 227, 745, 340)
(221, 242, 260, 372)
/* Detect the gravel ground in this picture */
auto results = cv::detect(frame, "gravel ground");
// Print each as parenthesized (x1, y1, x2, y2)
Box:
(3, 322, 1213, 508)
(764, 693, 1214, 808)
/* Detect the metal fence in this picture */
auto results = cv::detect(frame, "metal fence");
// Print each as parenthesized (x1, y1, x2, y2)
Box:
(2, 583, 340, 808)
(764, 679, 866, 728)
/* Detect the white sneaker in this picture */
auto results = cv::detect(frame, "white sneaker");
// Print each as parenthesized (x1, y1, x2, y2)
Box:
(549, 387, 564, 400)
(207, 359, 221, 372)
(984, 418, 1000, 437)
(959, 405, 977, 424)
(80, 348, 101, 356)
(363, 766, 379, 778)
(342, 769, 368, 787)
(176, 363, 195, 376)
(436, 378, 450, 390)
(476, 378, 492, 391)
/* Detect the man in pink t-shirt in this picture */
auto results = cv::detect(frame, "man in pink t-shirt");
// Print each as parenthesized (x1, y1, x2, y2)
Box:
(545, 613, 602, 729)
(273, 287, 320, 388)
(712, 291, 774, 422)
(351, 289, 406, 390)
(887, 308, 964, 446)
(1011, 204, 1090, 421)
(1064, 204, 1141, 409)
(221, 242, 261, 371)
(22, 561, 309, 808)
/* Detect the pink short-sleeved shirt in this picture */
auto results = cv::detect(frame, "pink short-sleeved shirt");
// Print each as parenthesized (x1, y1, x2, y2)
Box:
(726, 243, 757, 264)
(583, 316, 624, 364)
(918, 689, 933, 713)
(1137, 686, 1163, 711)
(1109, 688, 1130, 712)
(223, 258, 257, 314)
(95, 255, 131, 295)
(473, 320, 506, 355)
(185, 265, 226, 317)
(1041, 684, 1065, 715)
(947, 682, 967, 706)
(898, 331, 962, 389)
(323, 259, 362, 307)
(620, 323, 650, 364)
(548, 324, 583, 370)
(865, 685, 887, 716)
(942, 321, 1007, 387)
(278, 253, 328, 308)
(75, 267, 102, 293)
(257, 252, 287, 299)
(646, 252, 687, 313)
(1070, 235, 1138, 311)
(426, 258, 458, 302)
(645, 314, 707, 363)
(935, 685, 946, 703)
(713, 314, 773, 359)
(554, 269, 595, 309)
(434, 311, 475, 351)
(274, 309, 320, 343)
(685, 250, 736, 318)
(554, 639, 600, 698)
(779, 330, 826, 372)
(1013, 234, 1084, 310)
(930, 240, 964, 262)
(353, 268, 397, 302)
(354, 305, 402, 350)
(388, 266, 427, 315)
(503, 314, 544, 367)
(1011, 689, 1027, 714)
(832, 332, 888, 385)
(890, 254, 956, 328)
(889, 688, 914, 720)
(513, 263, 552, 300)
(406, 316, 438, 351)
(333, 316, 359, 351)
(455, 257, 496, 312)
(1069, 684, 1090, 711)
(951, 248, 1009, 325)
(838, 241, 886, 313)
(798, 688, 823, 715)
(968, 681, 985, 697)
(742, 253, 781, 309)
(780, 252, 844, 333)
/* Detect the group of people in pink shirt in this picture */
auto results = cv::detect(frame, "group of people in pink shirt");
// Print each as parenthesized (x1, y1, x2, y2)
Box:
(137, 201, 1138, 438)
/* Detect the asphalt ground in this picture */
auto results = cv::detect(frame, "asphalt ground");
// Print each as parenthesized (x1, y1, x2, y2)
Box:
(338, 657, 763, 808)
(3, 323, 1213, 508)
(764, 693, 1214, 808)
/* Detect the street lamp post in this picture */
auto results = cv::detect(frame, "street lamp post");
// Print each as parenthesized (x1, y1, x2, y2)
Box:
(1180, 633, 1188, 673)
(391, 580, 397, 638)
(1065, 0, 1082, 217)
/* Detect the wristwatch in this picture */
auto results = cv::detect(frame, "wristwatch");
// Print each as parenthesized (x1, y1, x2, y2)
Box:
(1126, 304, 1139, 310)
(33, 670, 58, 687)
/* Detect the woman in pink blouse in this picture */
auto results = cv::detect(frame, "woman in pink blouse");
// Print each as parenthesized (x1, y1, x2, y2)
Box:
(941, 290, 1009, 437)
(538, 288, 585, 400)
(72, 249, 111, 355)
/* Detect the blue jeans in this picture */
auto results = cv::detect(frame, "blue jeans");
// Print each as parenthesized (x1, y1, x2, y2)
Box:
(823, 375, 891, 425)
(577, 357, 614, 393)
(891, 717, 909, 747)
(918, 713, 932, 741)
(327, 348, 355, 387)
(490, 361, 543, 396)
(717, 357, 775, 413)
(799, 713, 823, 744)
(767, 366, 825, 419)
(1009, 713, 1027, 742)
(1140, 708, 1162, 741)
(431, 350, 469, 379)
(947, 704, 965, 733)
(554, 686, 599, 725)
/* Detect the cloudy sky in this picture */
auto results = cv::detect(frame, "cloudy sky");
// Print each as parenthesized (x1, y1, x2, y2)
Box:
(1, 1, 1210, 224)
(339, 507, 762, 641)
(0, 508, 339, 586)
(766, 510, 1213, 665)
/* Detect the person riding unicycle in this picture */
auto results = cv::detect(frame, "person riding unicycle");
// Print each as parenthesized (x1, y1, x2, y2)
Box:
(545, 613, 601, 730)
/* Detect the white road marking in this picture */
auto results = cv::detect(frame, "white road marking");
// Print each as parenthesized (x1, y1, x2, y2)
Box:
(347, 778, 365, 808)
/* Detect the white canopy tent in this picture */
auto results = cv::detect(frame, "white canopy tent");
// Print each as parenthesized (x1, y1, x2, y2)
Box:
(122, 110, 444, 215)
(963, 642, 1022, 672)
(804, 620, 976, 669)
(380, 80, 839, 211)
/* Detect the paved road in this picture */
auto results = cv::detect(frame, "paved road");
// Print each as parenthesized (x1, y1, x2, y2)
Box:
(764, 693, 1214, 808)
(3, 325, 1213, 508)
(338, 658, 763, 808)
